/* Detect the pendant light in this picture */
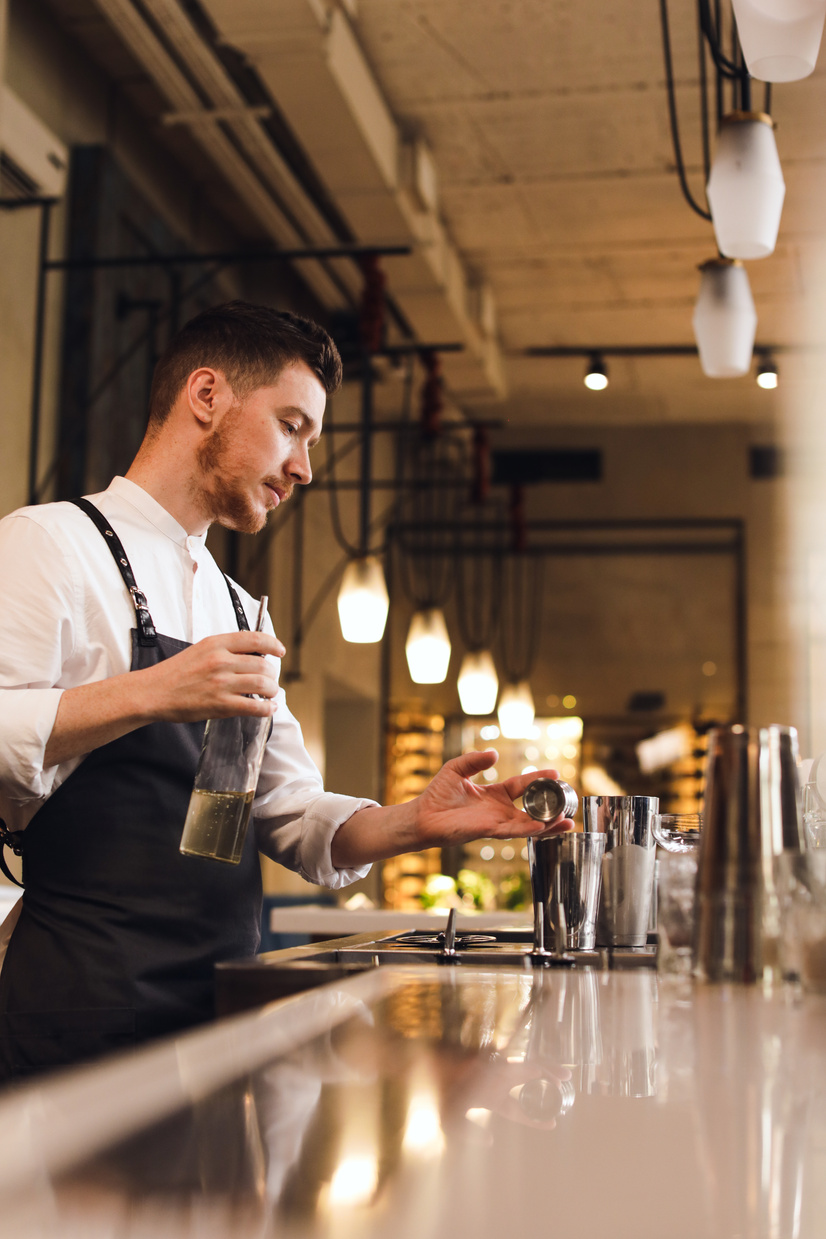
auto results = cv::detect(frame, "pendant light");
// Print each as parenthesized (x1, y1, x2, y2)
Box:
(692, 259, 757, 378)
(497, 680, 536, 740)
(706, 113, 785, 260)
(405, 608, 451, 684)
(337, 556, 389, 643)
(730, 0, 826, 82)
(457, 650, 499, 716)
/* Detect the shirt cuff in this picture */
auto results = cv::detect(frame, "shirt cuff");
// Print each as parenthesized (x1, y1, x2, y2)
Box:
(298, 793, 378, 888)
(0, 688, 64, 801)
(255, 791, 378, 889)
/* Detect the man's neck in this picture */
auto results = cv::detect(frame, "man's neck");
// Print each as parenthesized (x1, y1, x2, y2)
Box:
(126, 445, 211, 537)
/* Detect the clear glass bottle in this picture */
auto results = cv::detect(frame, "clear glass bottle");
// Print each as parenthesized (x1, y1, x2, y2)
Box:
(180, 597, 270, 864)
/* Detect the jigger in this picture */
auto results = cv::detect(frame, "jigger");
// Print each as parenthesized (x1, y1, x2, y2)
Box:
(693, 723, 801, 985)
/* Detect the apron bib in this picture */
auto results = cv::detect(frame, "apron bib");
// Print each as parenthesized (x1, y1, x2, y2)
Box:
(0, 500, 262, 1080)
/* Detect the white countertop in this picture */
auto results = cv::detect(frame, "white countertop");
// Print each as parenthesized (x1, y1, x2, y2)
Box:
(1, 964, 825, 1237)
(269, 903, 530, 934)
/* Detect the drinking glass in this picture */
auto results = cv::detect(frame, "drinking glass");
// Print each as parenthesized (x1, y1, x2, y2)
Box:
(657, 850, 699, 975)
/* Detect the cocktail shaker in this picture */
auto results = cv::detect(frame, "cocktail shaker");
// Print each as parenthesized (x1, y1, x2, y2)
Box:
(582, 795, 659, 947)
(693, 723, 804, 984)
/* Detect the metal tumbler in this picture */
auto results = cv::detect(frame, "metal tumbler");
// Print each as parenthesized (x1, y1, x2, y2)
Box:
(693, 723, 802, 985)
(583, 795, 659, 947)
(528, 833, 606, 953)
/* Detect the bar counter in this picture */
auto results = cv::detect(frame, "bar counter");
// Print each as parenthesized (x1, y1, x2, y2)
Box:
(1, 962, 825, 1238)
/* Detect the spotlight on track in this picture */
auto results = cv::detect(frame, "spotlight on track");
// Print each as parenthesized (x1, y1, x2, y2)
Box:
(584, 353, 609, 391)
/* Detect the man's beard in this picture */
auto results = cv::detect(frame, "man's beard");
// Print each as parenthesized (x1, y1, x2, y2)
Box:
(195, 404, 267, 535)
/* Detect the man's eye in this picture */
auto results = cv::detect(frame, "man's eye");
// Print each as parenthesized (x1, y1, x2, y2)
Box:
(282, 422, 298, 436)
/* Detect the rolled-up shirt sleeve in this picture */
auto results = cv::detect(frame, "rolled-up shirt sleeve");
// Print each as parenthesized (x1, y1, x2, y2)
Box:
(252, 687, 377, 889)
(0, 517, 78, 807)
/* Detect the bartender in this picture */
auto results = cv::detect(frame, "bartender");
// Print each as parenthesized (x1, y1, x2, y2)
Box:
(0, 301, 569, 1081)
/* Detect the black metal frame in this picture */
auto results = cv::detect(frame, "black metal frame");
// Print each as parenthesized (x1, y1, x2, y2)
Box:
(17, 208, 413, 506)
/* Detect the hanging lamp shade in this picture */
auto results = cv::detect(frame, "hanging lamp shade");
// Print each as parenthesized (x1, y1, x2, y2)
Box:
(405, 608, 452, 684)
(730, 0, 826, 81)
(457, 650, 499, 716)
(692, 259, 757, 378)
(337, 556, 389, 644)
(707, 113, 785, 260)
(497, 680, 536, 740)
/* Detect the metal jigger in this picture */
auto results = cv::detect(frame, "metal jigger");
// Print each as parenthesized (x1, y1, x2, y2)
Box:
(693, 723, 803, 985)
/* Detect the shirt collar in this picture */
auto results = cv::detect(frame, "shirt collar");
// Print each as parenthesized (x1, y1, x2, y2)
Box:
(105, 477, 208, 550)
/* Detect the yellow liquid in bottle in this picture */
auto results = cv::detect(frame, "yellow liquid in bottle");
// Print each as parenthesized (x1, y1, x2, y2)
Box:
(179, 788, 254, 865)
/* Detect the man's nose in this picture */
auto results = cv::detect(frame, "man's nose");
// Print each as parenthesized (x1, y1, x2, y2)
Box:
(288, 443, 312, 485)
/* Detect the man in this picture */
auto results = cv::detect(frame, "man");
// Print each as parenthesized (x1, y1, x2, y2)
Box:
(0, 301, 568, 1080)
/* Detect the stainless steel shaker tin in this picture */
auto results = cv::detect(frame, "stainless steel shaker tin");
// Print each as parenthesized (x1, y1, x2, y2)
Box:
(693, 723, 794, 985)
(582, 795, 659, 948)
(523, 778, 578, 824)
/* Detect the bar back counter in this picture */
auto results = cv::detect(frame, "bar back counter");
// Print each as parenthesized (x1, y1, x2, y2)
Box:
(0, 964, 825, 1238)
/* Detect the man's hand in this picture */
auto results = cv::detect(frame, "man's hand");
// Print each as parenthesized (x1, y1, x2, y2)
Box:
(138, 631, 285, 722)
(44, 630, 286, 768)
(331, 749, 573, 869)
(410, 749, 573, 848)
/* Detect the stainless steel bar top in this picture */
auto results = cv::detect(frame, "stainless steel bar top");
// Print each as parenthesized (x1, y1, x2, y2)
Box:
(0, 968, 824, 1238)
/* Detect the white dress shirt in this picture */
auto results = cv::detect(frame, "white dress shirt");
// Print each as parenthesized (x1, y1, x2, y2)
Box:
(0, 476, 375, 891)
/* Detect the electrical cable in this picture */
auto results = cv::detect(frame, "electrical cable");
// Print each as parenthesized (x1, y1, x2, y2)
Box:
(499, 554, 544, 684)
(660, 0, 713, 222)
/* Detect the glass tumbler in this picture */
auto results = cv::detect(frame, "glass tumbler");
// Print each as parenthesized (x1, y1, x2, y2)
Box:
(657, 850, 699, 975)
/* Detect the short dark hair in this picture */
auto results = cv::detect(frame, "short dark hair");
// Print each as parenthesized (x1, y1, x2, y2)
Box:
(148, 301, 342, 428)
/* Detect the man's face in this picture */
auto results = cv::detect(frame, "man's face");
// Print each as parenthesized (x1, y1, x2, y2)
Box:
(196, 361, 325, 534)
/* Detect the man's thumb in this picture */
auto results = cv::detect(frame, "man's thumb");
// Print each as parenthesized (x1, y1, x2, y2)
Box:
(448, 748, 498, 780)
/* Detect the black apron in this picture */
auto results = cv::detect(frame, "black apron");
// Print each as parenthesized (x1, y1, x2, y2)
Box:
(0, 499, 262, 1080)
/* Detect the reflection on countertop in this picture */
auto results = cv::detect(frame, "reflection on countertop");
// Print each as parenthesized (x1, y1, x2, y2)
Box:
(1, 967, 826, 1238)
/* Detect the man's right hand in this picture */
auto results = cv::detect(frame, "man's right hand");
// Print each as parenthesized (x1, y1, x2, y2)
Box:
(140, 631, 285, 722)
(43, 630, 286, 769)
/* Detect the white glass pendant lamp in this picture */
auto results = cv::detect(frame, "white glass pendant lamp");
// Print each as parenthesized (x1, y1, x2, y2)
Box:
(731, 0, 826, 81)
(405, 608, 452, 683)
(457, 650, 499, 716)
(337, 556, 389, 643)
(707, 113, 785, 260)
(497, 680, 536, 740)
(692, 259, 757, 378)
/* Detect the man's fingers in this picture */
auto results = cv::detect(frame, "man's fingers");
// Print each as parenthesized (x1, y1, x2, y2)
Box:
(216, 631, 285, 658)
(447, 749, 498, 780)
(500, 766, 561, 802)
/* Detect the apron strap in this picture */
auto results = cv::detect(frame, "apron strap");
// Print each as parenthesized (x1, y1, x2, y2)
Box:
(70, 498, 158, 647)
(0, 820, 25, 888)
(224, 576, 250, 630)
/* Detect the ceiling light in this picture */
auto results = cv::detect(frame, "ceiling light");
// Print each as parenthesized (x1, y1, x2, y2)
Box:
(692, 259, 757, 378)
(707, 113, 785, 260)
(497, 681, 536, 740)
(584, 353, 609, 390)
(337, 556, 389, 643)
(405, 608, 451, 683)
(730, 0, 826, 82)
(457, 650, 499, 716)
(756, 355, 779, 388)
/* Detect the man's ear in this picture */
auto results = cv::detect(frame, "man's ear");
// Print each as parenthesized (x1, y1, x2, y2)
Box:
(185, 367, 232, 427)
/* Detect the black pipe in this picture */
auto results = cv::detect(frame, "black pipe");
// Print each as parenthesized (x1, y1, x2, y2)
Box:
(43, 242, 412, 272)
(359, 353, 374, 555)
(27, 200, 53, 506)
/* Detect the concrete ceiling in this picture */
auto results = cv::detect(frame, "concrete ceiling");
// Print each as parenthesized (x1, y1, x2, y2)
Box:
(42, 0, 826, 429)
(349, 0, 826, 426)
